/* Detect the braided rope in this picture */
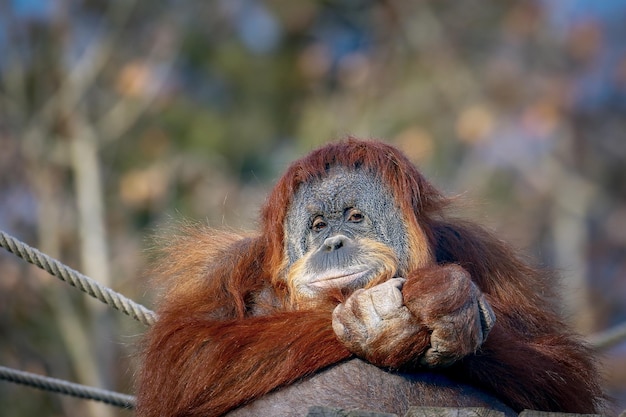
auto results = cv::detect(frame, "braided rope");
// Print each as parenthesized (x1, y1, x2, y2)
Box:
(0, 230, 156, 326)
(0, 366, 135, 409)
(588, 321, 626, 351)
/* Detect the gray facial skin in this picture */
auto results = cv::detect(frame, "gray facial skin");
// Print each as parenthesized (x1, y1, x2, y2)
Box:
(283, 166, 411, 276)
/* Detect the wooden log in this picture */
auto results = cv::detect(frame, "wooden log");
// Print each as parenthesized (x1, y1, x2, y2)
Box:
(404, 407, 505, 417)
(307, 406, 398, 416)
(307, 406, 608, 417)
(518, 410, 603, 417)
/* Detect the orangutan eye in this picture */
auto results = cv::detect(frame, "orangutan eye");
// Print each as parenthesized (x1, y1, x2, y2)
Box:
(346, 208, 364, 223)
(311, 216, 327, 232)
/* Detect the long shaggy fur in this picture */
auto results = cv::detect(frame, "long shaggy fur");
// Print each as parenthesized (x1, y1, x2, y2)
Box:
(136, 138, 604, 417)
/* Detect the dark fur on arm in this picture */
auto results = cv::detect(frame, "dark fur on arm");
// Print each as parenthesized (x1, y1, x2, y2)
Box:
(428, 220, 604, 413)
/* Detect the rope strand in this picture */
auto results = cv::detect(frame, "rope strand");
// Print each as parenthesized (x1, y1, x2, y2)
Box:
(0, 229, 156, 326)
(0, 366, 135, 409)
(587, 321, 626, 351)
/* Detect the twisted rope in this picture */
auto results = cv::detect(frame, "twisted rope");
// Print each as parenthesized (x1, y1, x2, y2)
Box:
(0, 366, 135, 409)
(588, 321, 626, 351)
(0, 229, 156, 326)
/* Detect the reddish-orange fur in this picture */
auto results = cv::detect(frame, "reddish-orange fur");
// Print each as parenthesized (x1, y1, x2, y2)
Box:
(136, 139, 603, 417)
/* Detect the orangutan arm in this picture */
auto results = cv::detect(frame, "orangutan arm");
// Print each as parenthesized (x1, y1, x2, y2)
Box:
(137, 309, 351, 417)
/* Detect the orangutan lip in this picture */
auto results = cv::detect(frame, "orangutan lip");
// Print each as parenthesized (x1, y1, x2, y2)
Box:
(309, 269, 369, 288)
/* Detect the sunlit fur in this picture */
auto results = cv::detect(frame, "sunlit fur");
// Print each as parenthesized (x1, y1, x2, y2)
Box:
(405, 219, 433, 271)
(286, 238, 399, 308)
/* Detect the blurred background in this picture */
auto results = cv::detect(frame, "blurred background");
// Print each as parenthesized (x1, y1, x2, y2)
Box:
(1, 1, 625, 416)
